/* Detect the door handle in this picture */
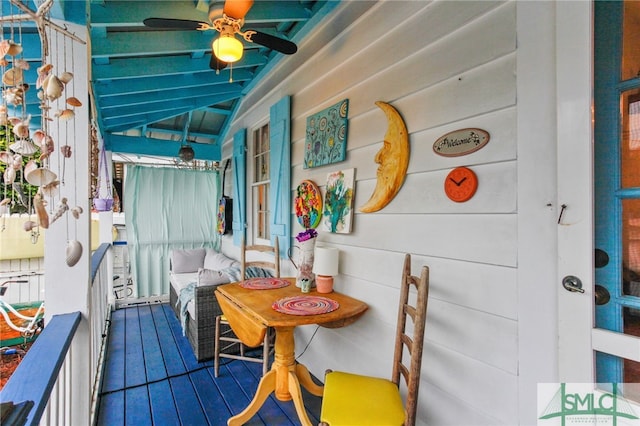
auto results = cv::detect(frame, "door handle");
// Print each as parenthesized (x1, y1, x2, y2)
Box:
(563, 275, 585, 293)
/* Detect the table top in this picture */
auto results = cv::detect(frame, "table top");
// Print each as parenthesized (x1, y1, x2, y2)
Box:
(216, 278, 368, 329)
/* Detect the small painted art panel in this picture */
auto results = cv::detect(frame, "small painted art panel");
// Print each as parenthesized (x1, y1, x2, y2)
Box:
(294, 180, 322, 229)
(304, 99, 349, 169)
(322, 168, 355, 234)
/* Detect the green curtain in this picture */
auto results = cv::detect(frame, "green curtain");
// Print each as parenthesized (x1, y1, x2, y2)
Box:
(124, 165, 221, 297)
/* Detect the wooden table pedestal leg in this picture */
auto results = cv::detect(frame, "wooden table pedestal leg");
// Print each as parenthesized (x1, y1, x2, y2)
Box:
(296, 363, 324, 396)
(227, 369, 276, 426)
(228, 326, 316, 426)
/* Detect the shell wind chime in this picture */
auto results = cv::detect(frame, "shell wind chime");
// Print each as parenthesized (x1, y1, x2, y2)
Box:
(0, 0, 86, 265)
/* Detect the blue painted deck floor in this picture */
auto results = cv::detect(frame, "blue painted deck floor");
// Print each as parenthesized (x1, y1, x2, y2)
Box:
(96, 303, 322, 425)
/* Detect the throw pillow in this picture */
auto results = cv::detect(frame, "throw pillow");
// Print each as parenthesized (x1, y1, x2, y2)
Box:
(171, 248, 206, 273)
(204, 249, 240, 270)
(198, 268, 231, 286)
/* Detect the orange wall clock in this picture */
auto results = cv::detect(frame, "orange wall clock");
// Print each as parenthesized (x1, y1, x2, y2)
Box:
(444, 167, 478, 202)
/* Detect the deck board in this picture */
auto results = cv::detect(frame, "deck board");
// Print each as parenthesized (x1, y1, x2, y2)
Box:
(96, 303, 323, 426)
(125, 307, 147, 388)
(138, 305, 168, 382)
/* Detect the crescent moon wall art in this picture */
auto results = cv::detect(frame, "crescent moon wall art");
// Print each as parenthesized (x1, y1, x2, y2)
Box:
(359, 101, 410, 213)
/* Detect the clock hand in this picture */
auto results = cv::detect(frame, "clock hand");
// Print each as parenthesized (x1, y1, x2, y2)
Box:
(449, 177, 468, 186)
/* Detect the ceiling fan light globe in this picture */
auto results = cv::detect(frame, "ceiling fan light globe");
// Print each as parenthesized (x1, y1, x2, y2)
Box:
(212, 35, 243, 63)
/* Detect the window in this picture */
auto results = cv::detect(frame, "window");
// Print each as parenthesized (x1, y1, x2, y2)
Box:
(252, 123, 270, 243)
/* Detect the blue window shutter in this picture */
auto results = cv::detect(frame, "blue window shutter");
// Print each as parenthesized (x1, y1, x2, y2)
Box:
(232, 129, 246, 246)
(269, 96, 291, 257)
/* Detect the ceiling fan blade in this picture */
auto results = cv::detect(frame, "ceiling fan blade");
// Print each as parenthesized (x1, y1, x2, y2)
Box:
(143, 18, 203, 30)
(223, 0, 254, 20)
(249, 31, 297, 55)
(210, 53, 228, 71)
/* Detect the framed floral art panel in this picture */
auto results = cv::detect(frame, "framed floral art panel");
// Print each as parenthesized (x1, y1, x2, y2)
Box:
(304, 99, 349, 169)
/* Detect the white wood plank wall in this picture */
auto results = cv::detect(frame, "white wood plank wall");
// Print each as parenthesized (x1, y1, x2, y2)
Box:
(0, 258, 45, 305)
(225, 2, 528, 424)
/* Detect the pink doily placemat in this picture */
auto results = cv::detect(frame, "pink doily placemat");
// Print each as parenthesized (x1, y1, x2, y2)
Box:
(239, 277, 290, 290)
(272, 295, 339, 316)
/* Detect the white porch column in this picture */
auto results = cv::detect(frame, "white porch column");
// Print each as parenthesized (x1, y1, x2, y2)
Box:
(42, 21, 91, 426)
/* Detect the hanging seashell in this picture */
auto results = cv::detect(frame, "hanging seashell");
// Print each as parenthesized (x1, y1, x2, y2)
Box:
(66, 240, 83, 267)
(42, 74, 64, 101)
(37, 63, 53, 75)
(9, 139, 38, 156)
(40, 180, 60, 198)
(25, 166, 57, 187)
(6, 42, 22, 57)
(3, 87, 24, 106)
(11, 154, 22, 169)
(32, 129, 45, 145)
(12, 182, 26, 207)
(0, 58, 7, 67)
(0, 105, 6, 126)
(56, 109, 74, 121)
(12, 117, 31, 139)
(3, 167, 16, 184)
(0, 198, 11, 206)
(71, 206, 83, 219)
(60, 145, 72, 158)
(24, 159, 37, 176)
(23, 220, 37, 232)
(36, 64, 53, 89)
(49, 198, 69, 224)
(59, 72, 73, 84)
(0, 152, 12, 164)
(14, 59, 29, 70)
(34, 192, 49, 229)
(37, 134, 54, 155)
(0, 40, 9, 57)
(65, 97, 82, 107)
(2, 68, 23, 86)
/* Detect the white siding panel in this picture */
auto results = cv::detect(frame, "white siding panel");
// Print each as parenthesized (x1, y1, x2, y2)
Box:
(424, 342, 519, 425)
(336, 247, 517, 320)
(421, 381, 507, 426)
(427, 298, 518, 373)
(290, 1, 515, 162)
(291, 53, 516, 185)
(291, 1, 511, 125)
(322, 213, 517, 267)
(355, 161, 516, 214)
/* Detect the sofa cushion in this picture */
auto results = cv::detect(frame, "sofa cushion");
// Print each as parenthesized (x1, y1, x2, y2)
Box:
(198, 268, 231, 286)
(171, 248, 206, 273)
(204, 249, 239, 270)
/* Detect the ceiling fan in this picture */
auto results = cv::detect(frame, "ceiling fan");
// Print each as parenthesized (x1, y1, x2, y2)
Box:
(143, 0, 298, 71)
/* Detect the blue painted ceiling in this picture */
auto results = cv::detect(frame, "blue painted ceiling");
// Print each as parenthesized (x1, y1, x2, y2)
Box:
(2, 0, 338, 162)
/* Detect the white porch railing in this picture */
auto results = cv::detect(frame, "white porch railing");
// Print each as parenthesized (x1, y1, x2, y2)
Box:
(0, 243, 113, 426)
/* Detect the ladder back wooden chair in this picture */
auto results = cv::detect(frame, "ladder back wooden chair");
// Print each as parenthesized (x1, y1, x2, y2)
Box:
(319, 253, 429, 426)
(214, 236, 280, 377)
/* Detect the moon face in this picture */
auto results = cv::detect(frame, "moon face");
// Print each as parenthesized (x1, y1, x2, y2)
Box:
(359, 101, 409, 213)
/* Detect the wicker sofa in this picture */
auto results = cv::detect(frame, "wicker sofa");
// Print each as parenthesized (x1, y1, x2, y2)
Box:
(168, 248, 239, 361)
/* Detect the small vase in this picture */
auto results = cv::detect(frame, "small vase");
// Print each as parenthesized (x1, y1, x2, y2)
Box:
(288, 237, 316, 288)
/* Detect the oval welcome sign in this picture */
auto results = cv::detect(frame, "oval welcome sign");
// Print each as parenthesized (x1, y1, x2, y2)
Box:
(433, 128, 490, 157)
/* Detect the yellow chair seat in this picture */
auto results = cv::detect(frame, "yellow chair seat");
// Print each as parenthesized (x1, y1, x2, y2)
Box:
(320, 371, 405, 425)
